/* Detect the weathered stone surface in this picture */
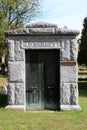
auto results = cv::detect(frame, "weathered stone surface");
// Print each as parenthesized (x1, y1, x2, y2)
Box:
(6, 105, 25, 110)
(8, 40, 14, 61)
(5, 22, 79, 36)
(19, 36, 72, 43)
(26, 22, 57, 28)
(60, 83, 71, 105)
(15, 83, 24, 105)
(8, 83, 15, 105)
(60, 40, 65, 48)
(60, 105, 81, 111)
(29, 28, 55, 35)
(7, 83, 24, 105)
(60, 83, 78, 105)
(5, 28, 29, 35)
(6, 22, 80, 111)
(60, 65, 78, 82)
(8, 62, 24, 82)
(70, 39, 77, 61)
(14, 41, 24, 61)
(56, 27, 79, 35)
(60, 40, 70, 60)
(70, 83, 78, 105)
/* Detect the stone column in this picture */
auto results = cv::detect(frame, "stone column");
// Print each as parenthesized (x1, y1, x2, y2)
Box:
(6, 39, 25, 110)
(60, 38, 80, 110)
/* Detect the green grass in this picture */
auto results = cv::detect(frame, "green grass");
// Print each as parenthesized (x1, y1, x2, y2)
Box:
(0, 74, 7, 92)
(0, 93, 87, 130)
(0, 73, 87, 129)
(0, 108, 86, 130)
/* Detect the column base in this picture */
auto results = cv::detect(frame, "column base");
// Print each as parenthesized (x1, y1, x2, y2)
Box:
(60, 105, 81, 111)
(6, 105, 25, 111)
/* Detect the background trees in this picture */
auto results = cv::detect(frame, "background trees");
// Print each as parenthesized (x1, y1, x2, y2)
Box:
(0, 0, 41, 29)
(0, 0, 41, 65)
(78, 17, 87, 66)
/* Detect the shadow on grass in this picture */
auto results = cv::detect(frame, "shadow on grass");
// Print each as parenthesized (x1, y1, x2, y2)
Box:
(0, 73, 7, 78)
(79, 83, 87, 97)
(79, 78, 87, 81)
(0, 93, 8, 107)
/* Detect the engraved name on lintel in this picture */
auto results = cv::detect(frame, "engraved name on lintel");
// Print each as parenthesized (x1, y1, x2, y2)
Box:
(21, 41, 61, 49)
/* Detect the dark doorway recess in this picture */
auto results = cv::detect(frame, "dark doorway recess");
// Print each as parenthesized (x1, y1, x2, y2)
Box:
(25, 49, 60, 110)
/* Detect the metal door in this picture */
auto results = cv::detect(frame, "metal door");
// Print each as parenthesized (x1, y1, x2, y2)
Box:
(25, 50, 60, 110)
(26, 50, 42, 110)
(43, 50, 60, 110)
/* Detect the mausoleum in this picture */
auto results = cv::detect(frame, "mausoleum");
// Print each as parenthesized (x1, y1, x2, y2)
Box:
(5, 22, 81, 111)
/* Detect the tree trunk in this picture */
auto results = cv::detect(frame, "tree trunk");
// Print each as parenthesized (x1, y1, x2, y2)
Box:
(2, 54, 5, 63)
(1, 54, 5, 74)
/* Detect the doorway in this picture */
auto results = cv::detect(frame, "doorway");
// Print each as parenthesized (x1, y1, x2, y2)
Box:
(25, 50, 60, 110)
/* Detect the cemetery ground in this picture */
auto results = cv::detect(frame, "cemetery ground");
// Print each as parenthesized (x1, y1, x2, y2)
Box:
(0, 68, 87, 130)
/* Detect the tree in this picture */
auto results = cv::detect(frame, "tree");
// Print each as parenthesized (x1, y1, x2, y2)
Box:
(0, 10, 7, 63)
(0, 0, 41, 61)
(0, 0, 41, 29)
(78, 17, 87, 66)
(0, 0, 41, 73)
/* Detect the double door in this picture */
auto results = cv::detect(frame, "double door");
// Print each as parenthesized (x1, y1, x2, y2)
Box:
(26, 50, 60, 110)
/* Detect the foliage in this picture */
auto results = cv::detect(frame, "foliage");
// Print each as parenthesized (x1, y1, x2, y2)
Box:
(0, 0, 41, 28)
(0, 0, 41, 61)
(78, 17, 87, 66)
(0, 10, 7, 58)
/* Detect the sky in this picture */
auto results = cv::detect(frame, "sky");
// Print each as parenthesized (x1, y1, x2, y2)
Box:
(33, 0, 87, 34)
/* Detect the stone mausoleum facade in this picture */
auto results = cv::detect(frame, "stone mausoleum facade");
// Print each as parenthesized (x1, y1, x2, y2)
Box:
(5, 22, 81, 111)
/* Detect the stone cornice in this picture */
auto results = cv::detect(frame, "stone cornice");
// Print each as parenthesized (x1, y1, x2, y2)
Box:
(26, 22, 58, 28)
(5, 22, 79, 36)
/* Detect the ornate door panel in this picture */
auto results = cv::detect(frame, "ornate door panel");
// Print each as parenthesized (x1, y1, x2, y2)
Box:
(26, 51, 42, 110)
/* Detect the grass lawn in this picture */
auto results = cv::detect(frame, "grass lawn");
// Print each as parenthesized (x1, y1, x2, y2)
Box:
(0, 76, 87, 129)
(0, 74, 7, 91)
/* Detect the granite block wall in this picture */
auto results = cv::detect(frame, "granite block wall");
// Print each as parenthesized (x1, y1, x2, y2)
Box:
(5, 22, 80, 110)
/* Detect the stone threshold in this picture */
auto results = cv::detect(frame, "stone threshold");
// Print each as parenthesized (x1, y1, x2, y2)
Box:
(6, 105, 57, 112)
